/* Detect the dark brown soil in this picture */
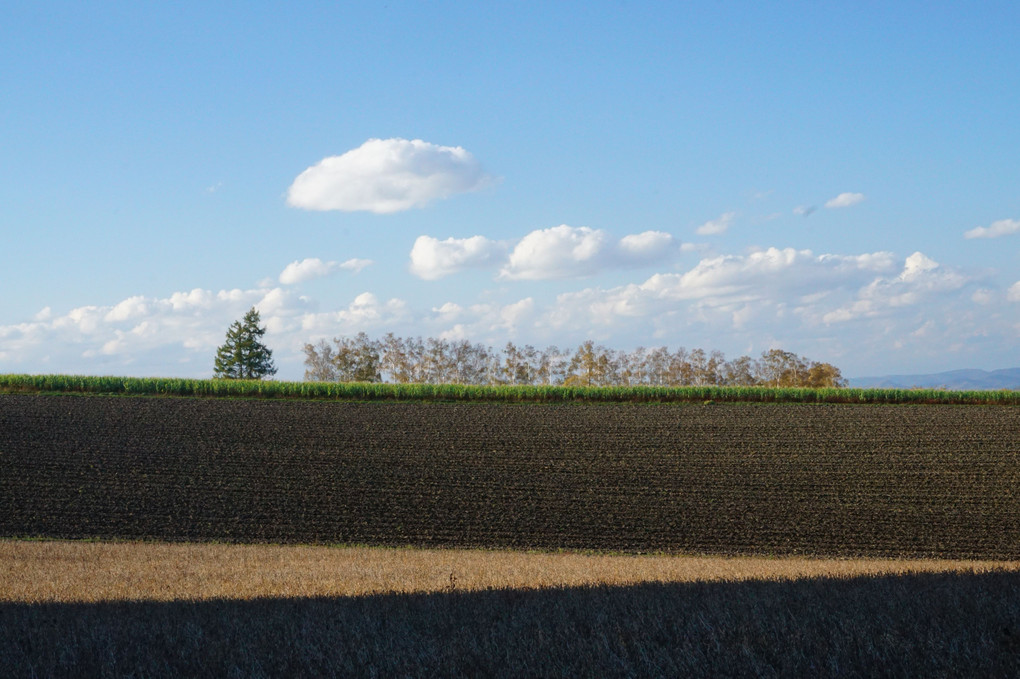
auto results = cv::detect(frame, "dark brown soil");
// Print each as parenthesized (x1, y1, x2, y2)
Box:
(2, 395, 1018, 557)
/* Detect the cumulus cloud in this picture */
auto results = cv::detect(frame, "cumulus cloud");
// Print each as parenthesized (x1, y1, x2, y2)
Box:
(299, 292, 409, 335)
(0, 282, 415, 378)
(279, 257, 372, 285)
(821, 252, 967, 323)
(1, 286, 295, 374)
(499, 225, 677, 280)
(431, 302, 463, 319)
(619, 230, 675, 257)
(501, 226, 609, 280)
(824, 192, 865, 209)
(633, 248, 896, 308)
(521, 246, 1010, 374)
(286, 138, 491, 213)
(409, 235, 506, 280)
(898, 252, 939, 281)
(696, 212, 736, 235)
(428, 298, 537, 342)
(408, 226, 681, 281)
(542, 247, 899, 335)
(963, 218, 1020, 239)
(105, 296, 151, 323)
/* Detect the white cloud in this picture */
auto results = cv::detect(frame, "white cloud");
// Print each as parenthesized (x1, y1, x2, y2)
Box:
(499, 225, 677, 280)
(342, 258, 374, 274)
(431, 302, 463, 319)
(105, 296, 150, 323)
(278, 259, 331, 286)
(428, 299, 537, 342)
(286, 138, 491, 213)
(409, 235, 506, 280)
(824, 192, 865, 209)
(409, 226, 681, 282)
(0, 286, 307, 376)
(1009, 282, 1020, 303)
(1, 282, 421, 379)
(972, 289, 994, 305)
(648, 248, 897, 303)
(898, 252, 938, 281)
(696, 212, 735, 235)
(501, 226, 608, 280)
(963, 218, 1020, 239)
(522, 246, 1010, 376)
(543, 248, 899, 334)
(279, 257, 372, 285)
(619, 231, 675, 257)
(793, 205, 817, 217)
(498, 297, 535, 331)
(822, 252, 967, 323)
(299, 292, 409, 336)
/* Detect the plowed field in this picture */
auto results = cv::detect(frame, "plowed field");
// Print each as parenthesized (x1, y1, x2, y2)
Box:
(2, 395, 1017, 557)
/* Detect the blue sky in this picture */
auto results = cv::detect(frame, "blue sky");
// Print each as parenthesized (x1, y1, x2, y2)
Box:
(2, 1, 1018, 380)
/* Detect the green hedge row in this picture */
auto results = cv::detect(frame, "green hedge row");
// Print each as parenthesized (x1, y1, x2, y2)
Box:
(1, 374, 1017, 405)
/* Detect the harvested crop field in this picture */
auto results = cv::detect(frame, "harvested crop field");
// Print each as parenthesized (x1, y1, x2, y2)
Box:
(9, 539, 1020, 603)
(2, 394, 1018, 558)
(3, 541, 1020, 677)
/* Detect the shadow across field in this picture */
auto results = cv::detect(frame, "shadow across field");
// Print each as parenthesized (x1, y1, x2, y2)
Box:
(4, 570, 1019, 678)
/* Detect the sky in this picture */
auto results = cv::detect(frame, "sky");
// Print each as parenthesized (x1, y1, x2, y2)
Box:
(2, 1, 1019, 381)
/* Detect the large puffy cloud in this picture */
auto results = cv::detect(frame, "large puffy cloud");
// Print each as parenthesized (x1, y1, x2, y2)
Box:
(287, 138, 491, 213)
(279, 257, 372, 285)
(528, 247, 1007, 375)
(963, 219, 1020, 239)
(544, 248, 898, 329)
(824, 192, 865, 209)
(821, 252, 967, 323)
(498, 226, 678, 280)
(500, 226, 609, 280)
(409, 235, 506, 280)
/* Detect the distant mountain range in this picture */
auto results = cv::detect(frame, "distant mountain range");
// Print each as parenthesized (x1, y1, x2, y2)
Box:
(849, 368, 1020, 390)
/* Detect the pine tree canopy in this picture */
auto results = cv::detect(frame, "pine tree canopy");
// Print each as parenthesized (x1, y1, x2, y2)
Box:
(213, 307, 277, 379)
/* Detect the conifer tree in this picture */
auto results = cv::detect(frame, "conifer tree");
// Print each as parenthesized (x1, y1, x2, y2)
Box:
(213, 307, 277, 379)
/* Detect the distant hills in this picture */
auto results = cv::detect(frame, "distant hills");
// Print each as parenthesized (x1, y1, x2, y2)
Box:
(849, 367, 1020, 390)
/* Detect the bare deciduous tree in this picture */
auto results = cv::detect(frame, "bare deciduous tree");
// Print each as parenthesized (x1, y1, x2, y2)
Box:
(303, 332, 846, 389)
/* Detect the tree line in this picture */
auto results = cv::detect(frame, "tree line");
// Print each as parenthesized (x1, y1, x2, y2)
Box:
(303, 333, 847, 388)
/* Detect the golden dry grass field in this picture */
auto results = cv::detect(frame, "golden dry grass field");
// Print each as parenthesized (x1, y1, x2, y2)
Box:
(2, 539, 1018, 603)
(4, 539, 1020, 676)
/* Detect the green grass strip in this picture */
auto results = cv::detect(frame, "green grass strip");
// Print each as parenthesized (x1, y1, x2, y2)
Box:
(0, 374, 1017, 405)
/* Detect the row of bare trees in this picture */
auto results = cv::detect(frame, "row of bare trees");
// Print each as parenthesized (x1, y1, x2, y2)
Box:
(303, 333, 847, 388)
